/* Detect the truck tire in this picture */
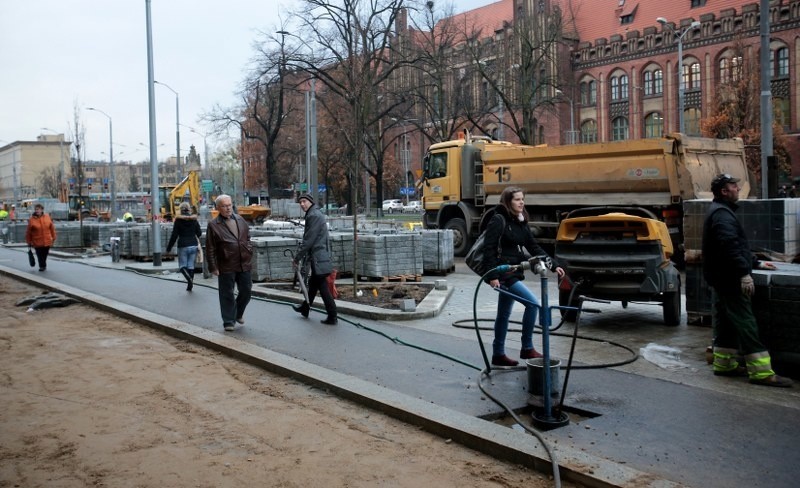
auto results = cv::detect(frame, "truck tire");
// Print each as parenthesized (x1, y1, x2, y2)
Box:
(662, 284, 682, 326)
(444, 218, 472, 256)
(559, 289, 580, 322)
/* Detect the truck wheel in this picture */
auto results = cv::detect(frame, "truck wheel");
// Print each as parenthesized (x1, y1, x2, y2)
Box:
(559, 289, 580, 322)
(444, 218, 472, 256)
(662, 284, 682, 326)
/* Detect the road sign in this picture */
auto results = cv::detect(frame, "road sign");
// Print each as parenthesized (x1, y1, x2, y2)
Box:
(400, 187, 415, 196)
(201, 179, 214, 192)
(318, 184, 326, 193)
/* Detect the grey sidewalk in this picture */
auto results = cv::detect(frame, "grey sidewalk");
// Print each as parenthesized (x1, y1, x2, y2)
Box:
(2, 245, 799, 487)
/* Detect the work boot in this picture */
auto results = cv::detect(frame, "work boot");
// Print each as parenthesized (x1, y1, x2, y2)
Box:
(293, 302, 310, 318)
(750, 375, 793, 387)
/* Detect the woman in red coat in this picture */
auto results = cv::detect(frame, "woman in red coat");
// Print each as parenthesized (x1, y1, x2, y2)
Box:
(25, 203, 57, 271)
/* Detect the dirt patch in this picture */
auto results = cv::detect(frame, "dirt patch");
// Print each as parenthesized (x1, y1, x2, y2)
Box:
(0, 275, 573, 488)
(270, 282, 433, 310)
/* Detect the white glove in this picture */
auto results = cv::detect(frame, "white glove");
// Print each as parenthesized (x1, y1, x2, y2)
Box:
(740, 275, 754, 297)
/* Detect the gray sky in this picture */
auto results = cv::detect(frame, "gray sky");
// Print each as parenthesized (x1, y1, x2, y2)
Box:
(1, 0, 491, 162)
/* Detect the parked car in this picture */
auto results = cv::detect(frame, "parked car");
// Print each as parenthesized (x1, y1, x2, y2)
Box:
(403, 200, 422, 213)
(382, 199, 403, 213)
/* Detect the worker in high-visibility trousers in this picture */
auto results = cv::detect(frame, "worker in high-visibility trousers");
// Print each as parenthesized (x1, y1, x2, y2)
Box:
(702, 174, 792, 388)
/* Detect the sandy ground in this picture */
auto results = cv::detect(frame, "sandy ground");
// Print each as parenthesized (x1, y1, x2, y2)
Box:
(0, 276, 576, 488)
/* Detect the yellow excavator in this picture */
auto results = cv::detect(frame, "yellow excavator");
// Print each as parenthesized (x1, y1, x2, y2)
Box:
(158, 170, 202, 221)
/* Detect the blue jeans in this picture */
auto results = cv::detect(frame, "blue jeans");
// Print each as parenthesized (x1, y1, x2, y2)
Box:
(493, 280, 541, 356)
(178, 245, 198, 269)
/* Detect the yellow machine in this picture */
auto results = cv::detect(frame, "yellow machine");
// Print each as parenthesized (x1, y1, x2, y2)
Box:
(421, 131, 749, 259)
(554, 209, 681, 325)
(159, 171, 202, 221)
(209, 204, 271, 224)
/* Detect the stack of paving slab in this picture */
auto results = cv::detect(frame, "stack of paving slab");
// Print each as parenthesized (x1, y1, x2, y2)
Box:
(417, 229, 454, 273)
(52, 223, 83, 248)
(752, 263, 800, 364)
(129, 224, 171, 258)
(356, 233, 423, 279)
(250, 236, 300, 282)
(683, 198, 800, 327)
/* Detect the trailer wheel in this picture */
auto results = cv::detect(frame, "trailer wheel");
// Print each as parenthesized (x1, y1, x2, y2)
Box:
(444, 218, 472, 256)
(662, 283, 682, 326)
(559, 289, 580, 322)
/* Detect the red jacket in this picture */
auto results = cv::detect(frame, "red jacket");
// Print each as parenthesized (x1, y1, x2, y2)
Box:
(26, 213, 56, 248)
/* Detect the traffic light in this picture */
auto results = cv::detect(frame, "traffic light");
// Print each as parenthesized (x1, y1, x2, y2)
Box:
(69, 182, 74, 191)
(88, 183, 92, 191)
(103, 182, 109, 191)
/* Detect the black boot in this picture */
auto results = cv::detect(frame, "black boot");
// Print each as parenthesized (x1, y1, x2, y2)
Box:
(180, 267, 193, 291)
(292, 302, 310, 318)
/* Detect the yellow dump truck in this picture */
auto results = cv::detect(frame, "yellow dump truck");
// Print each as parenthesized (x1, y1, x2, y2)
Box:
(421, 132, 749, 259)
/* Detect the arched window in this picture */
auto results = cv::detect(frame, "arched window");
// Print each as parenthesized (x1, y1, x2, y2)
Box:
(610, 73, 629, 101)
(682, 62, 701, 90)
(581, 120, 598, 143)
(644, 112, 664, 138)
(580, 80, 597, 105)
(719, 56, 742, 84)
(773, 97, 790, 129)
(611, 117, 629, 141)
(643, 69, 663, 96)
(771, 47, 789, 78)
(684, 107, 701, 135)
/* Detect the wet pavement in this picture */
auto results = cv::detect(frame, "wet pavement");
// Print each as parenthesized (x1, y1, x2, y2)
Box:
(1, 244, 799, 487)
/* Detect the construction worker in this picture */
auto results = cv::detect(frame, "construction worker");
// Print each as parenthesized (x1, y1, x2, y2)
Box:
(122, 211, 134, 222)
(702, 174, 792, 387)
(0, 206, 8, 220)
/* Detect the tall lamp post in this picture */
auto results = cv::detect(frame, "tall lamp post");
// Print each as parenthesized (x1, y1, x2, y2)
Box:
(657, 17, 701, 135)
(555, 89, 576, 144)
(86, 107, 116, 220)
(154, 80, 181, 181)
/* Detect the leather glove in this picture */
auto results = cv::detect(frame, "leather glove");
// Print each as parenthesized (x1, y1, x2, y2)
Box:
(740, 274, 755, 297)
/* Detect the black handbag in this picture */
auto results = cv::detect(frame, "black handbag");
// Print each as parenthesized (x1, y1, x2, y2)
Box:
(28, 246, 36, 267)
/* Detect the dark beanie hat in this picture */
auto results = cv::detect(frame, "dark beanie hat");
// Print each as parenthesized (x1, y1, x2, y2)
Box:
(298, 193, 314, 205)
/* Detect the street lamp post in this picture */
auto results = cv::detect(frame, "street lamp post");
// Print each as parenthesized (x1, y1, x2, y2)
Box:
(657, 17, 701, 135)
(154, 80, 181, 180)
(86, 107, 116, 220)
(555, 89, 576, 144)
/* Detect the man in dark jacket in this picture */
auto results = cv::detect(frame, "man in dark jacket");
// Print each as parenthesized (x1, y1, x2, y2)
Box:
(702, 174, 791, 387)
(207, 194, 253, 331)
(292, 193, 337, 325)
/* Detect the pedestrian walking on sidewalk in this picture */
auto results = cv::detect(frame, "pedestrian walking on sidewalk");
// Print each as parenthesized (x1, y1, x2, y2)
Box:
(292, 193, 337, 325)
(25, 203, 57, 272)
(206, 195, 253, 331)
(166, 202, 202, 291)
(483, 187, 564, 367)
(702, 174, 792, 387)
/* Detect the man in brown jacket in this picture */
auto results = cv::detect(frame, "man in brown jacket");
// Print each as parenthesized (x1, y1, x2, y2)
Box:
(206, 194, 253, 331)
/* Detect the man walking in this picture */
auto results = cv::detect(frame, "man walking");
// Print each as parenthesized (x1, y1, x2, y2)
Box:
(207, 194, 253, 331)
(292, 193, 337, 325)
(702, 174, 792, 387)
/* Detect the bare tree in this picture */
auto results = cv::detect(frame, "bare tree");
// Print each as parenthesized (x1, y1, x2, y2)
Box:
(36, 166, 63, 198)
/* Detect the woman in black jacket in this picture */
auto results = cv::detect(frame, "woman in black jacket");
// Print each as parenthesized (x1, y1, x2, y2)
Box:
(166, 202, 202, 291)
(483, 186, 565, 367)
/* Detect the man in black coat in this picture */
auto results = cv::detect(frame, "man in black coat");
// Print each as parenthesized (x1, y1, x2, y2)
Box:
(292, 193, 337, 325)
(702, 174, 791, 387)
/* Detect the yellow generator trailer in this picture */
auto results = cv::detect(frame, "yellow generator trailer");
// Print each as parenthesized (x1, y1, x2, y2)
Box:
(555, 207, 681, 326)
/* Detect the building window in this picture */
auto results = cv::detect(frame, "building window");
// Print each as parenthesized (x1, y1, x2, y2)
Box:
(644, 112, 664, 138)
(682, 62, 701, 90)
(773, 97, 790, 129)
(771, 47, 789, 78)
(620, 14, 633, 25)
(580, 80, 597, 105)
(581, 120, 598, 143)
(611, 117, 629, 141)
(684, 107, 701, 135)
(719, 56, 742, 84)
(610, 74, 628, 101)
(691, 0, 706, 7)
(643, 69, 663, 96)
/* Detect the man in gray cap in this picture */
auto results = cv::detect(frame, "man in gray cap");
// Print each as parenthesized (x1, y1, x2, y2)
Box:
(292, 193, 337, 325)
(702, 174, 791, 387)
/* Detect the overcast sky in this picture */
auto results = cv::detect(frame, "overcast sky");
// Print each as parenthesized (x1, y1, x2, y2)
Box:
(1, 0, 493, 162)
